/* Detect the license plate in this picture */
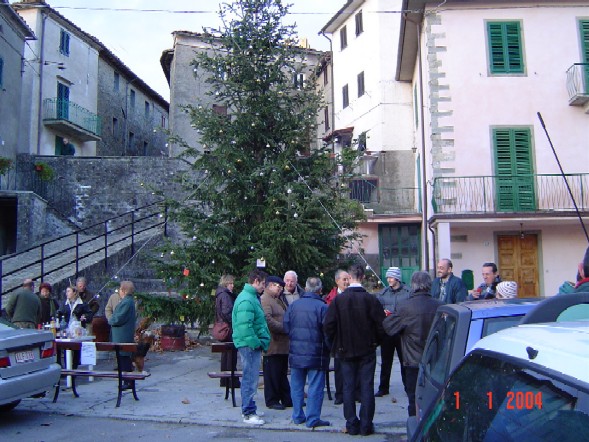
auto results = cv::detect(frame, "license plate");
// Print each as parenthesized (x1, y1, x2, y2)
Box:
(15, 350, 35, 363)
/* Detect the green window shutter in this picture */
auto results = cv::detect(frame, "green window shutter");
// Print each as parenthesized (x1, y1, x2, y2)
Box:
(581, 20, 589, 92)
(493, 128, 535, 211)
(488, 22, 524, 74)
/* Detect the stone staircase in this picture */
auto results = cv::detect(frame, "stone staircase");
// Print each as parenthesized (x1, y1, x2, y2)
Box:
(1, 208, 167, 309)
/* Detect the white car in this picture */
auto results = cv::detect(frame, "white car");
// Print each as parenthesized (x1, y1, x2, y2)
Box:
(409, 320, 589, 441)
(0, 320, 61, 411)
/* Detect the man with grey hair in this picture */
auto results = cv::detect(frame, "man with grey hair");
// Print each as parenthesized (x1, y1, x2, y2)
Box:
(383, 271, 443, 417)
(283, 270, 303, 305)
(283, 277, 331, 428)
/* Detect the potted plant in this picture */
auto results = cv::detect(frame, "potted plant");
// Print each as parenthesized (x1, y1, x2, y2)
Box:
(0, 157, 13, 175)
(33, 161, 55, 181)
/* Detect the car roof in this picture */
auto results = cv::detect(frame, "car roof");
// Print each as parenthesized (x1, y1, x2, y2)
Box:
(441, 297, 542, 319)
(472, 321, 589, 382)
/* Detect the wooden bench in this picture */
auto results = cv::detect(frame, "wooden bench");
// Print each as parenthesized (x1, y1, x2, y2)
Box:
(207, 342, 335, 407)
(53, 341, 151, 407)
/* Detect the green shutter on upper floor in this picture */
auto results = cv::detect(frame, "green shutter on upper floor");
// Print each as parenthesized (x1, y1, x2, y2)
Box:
(493, 128, 535, 212)
(487, 21, 524, 74)
(580, 20, 589, 92)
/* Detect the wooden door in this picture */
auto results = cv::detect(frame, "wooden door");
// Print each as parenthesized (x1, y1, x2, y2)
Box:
(498, 234, 539, 297)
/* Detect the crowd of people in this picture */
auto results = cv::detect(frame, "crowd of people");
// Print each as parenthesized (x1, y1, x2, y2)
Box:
(214, 258, 532, 434)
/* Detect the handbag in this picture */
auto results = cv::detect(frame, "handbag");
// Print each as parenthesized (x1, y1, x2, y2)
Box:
(212, 321, 231, 341)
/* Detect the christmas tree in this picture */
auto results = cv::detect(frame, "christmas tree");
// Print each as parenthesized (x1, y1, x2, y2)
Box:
(157, 0, 364, 327)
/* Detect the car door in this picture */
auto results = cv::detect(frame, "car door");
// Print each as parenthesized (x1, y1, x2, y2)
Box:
(414, 305, 471, 421)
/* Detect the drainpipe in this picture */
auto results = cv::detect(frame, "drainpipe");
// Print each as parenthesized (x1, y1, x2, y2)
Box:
(36, 12, 48, 155)
(406, 13, 430, 271)
(320, 32, 336, 154)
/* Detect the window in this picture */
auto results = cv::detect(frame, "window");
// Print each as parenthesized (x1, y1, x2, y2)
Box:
(112, 117, 118, 137)
(293, 72, 305, 89)
(340, 26, 348, 50)
(143, 141, 148, 155)
(114, 72, 120, 91)
(324, 107, 330, 131)
(59, 29, 70, 56)
(161, 114, 167, 128)
(128, 131, 135, 149)
(357, 71, 365, 97)
(130, 89, 135, 109)
(493, 127, 535, 211)
(342, 84, 349, 108)
(144, 101, 150, 117)
(323, 67, 328, 86)
(581, 20, 589, 88)
(413, 85, 419, 127)
(419, 353, 588, 441)
(0, 57, 3, 89)
(487, 21, 524, 74)
(355, 10, 364, 36)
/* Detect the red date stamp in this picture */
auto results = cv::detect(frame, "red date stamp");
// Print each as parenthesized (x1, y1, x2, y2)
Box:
(453, 391, 543, 410)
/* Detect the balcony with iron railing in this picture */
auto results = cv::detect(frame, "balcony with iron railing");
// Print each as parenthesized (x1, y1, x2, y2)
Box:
(432, 174, 588, 215)
(349, 179, 420, 214)
(43, 98, 102, 141)
(566, 63, 589, 106)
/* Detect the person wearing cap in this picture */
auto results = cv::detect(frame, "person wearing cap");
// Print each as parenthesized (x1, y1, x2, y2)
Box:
(323, 264, 386, 436)
(38, 282, 59, 324)
(5, 279, 41, 329)
(260, 275, 292, 410)
(495, 281, 518, 299)
(375, 266, 411, 398)
(431, 259, 468, 304)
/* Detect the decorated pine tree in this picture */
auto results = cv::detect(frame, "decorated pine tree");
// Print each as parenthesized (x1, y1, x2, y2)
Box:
(156, 0, 364, 327)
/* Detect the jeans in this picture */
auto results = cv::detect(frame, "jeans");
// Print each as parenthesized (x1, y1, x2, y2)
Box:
(238, 346, 262, 416)
(340, 352, 377, 434)
(290, 368, 326, 427)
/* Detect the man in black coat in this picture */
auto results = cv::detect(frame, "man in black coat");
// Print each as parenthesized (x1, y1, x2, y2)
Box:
(383, 271, 443, 417)
(323, 264, 385, 436)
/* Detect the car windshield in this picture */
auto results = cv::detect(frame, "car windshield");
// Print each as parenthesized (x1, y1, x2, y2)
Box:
(420, 352, 589, 441)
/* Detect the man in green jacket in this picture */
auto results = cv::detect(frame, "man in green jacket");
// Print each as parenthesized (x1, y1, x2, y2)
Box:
(6, 279, 41, 329)
(232, 269, 270, 425)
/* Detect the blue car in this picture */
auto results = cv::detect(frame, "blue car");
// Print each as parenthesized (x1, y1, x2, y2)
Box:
(413, 298, 542, 427)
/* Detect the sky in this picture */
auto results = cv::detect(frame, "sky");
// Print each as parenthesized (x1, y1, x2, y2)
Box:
(17, 0, 346, 101)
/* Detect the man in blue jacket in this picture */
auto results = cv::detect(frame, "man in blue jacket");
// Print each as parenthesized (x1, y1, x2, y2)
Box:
(431, 259, 467, 304)
(283, 277, 331, 429)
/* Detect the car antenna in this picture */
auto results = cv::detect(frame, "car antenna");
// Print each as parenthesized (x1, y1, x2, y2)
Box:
(537, 112, 589, 243)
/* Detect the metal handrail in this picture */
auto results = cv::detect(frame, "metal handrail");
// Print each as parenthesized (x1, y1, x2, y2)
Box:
(566, 63, 589, 103)
(0, 202, 167, 301)
(432, 173, 588, 214)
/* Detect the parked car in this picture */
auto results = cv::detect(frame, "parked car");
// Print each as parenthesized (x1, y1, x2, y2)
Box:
(414, 298, 543, 423)
(408, 320, 589, 441)
(0, 319, 61, 411)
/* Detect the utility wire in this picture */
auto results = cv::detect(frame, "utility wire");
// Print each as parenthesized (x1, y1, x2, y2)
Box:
(288, 160, 384, 286)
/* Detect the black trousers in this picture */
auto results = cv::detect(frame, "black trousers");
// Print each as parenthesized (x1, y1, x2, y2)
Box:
(404, 366, 419, 417)
(263, 354, 292, 407)
(340, 352, 377, 435)
(334, 357, 343, 401)
(378, 334, 406, 393)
